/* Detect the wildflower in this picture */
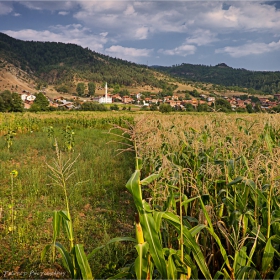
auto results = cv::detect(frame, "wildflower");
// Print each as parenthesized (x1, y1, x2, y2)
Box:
(10, 170, 18, 178)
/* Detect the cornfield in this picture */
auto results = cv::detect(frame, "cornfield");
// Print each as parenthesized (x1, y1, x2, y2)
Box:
(123, 112, 280, 279)
(1, 111, 280, 279)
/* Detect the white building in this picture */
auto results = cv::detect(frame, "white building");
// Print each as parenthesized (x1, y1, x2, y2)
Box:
(21, 93, 36, 102)
(99, 83, 112, 104)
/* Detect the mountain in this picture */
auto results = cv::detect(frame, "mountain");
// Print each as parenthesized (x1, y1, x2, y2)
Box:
(1, 32, 280, 96)
(152, 63, 280, 94)
(0, 32, 162, 90)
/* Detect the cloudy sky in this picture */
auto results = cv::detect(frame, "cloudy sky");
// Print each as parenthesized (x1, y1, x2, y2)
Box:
(1, 1, 280, 71)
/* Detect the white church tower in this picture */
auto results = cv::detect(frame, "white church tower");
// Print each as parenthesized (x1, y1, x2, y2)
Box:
(99, 82, 112, 104)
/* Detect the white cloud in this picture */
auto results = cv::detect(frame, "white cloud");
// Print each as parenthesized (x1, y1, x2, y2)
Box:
(124, 5, 136, 16)
(58, 11, 69, 16)
(135, 27, 149, 40)
(159, 44, 196, 56)
(185, 29, 218, 46)
(105, 45, 153, 62)
(2, 24, 108, 53)
(13, 13, 21, 17)
(0, 3, 12, 15)
(20, 1, 77, 11)
(196, 2, 280, 32)
(100, 32, 108, 37)
(215, 40, 280, 57)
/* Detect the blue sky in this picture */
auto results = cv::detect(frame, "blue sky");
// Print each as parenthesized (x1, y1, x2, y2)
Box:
(1, 1, 280, 71)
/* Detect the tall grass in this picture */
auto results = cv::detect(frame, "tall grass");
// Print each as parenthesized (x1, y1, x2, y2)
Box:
(0, 112, 135, 278)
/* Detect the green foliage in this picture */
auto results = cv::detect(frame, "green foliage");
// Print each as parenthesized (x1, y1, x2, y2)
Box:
(149, 104, 158, 111)
(197, 103, 210, 112)
(154, 63, 280, 94)
(131, 114, 280, 279)
(119, 89, 129, 97)
(5, 129, 16, 150)
(56, 85, 69, 93)
(184, 103, 195, 111)
(63, 125, 75, 152)
(215, 98, 232, 112)
(189, 89, 200, 98)
(0, 112, 135, 276)
(42, 146, 93, 279)
(0, 32, 165, 88)
(80, 102, 107, 111)
(0, 90, 23, 112)
(246, 103, 253, 113)
(159, 103, 172, 113)
(76, 83, 85, 96)
(30, 92, 49, 111)
(110, 104, 119, 111)
(88, 82, 96, 96)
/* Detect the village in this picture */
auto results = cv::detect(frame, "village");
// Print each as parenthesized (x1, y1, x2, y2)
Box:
(19, 82, 280, 112)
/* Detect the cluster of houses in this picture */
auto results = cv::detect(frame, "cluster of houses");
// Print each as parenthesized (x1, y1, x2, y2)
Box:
(20, 90, 76, 110)
(19, 86, 280, 111)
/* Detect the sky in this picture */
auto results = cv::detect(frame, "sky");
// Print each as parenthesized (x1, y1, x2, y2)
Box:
(1, 1, 280, 71)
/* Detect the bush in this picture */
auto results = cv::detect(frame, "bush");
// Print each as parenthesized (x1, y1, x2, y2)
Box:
(110, 104, 119, 111)
(159, 103, 172, 113)
(80, 102, 107, 111)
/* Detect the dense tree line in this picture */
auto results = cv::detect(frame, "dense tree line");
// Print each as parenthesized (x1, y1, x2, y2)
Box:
(153, 63, 280, 94)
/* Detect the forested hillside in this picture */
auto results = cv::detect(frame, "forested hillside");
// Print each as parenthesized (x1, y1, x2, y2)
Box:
(1, 32, 280, 95)
(153, 63, 280, 94)
(0, 32, 160, 87)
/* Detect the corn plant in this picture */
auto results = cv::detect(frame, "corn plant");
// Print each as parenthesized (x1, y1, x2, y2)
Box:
(5, 129, 16, 150)
(41, 142, 136, 279)
(115, 121, 213, 279)
(8, 170, 18, 265)
(47, 126, 55, 144)
(63, 125, 75, 152)
(130, 114, 280, 279)
(41, 143, 93, 279)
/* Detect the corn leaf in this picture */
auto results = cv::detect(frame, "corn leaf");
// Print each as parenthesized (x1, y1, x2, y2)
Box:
(126, 170, 142, 211)
(181, 196, 199, 207)
(107, 271, 131, 279)
(236, 266, 261, 280)
(167, 253, 177, 280)
(153, 211, 164, 233)
(41, 244, 51, 261)
(52, 211, 61, 242)
(54, 242, 74, 278)
(140, 173, 159, 186)
(189, 224, 206, 237)
(162, 212, 212, 280)
(135, 242, 149, 280)
(213, 271, 224, 279)
(274, 267, 280, 279)
(261, 236, 275, 273)
(140, 201, 167, 278)
(199, 197, 231, 271)
(58, 210, 70, 221)
(246, 230, 259, 267)
(183, 254, 198, 279)
(75, 244, 93, 280)
(233, 246, 247, 273)
(227, 176, 243, 187)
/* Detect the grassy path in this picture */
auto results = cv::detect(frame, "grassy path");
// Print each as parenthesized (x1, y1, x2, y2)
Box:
(0, 123, 135, 278)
